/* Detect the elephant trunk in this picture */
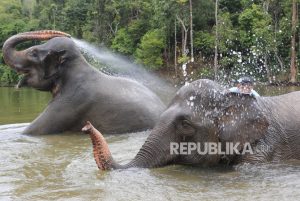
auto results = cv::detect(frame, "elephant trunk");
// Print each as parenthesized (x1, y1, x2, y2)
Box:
(82, 121, 114, 170)
(2, 30, 70, 71)
(83, 121, 175, 170)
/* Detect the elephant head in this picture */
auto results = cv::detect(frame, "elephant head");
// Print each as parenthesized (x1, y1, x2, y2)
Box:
(84, 79, 269, 170)
(2, 30, 75, 91)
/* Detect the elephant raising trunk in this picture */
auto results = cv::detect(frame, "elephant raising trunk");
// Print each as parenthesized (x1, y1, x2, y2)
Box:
(2, 30, 165, 134)
(2, 30, 70, 71)
(84, 79, 300, 170)
(83, 121, 176, 170)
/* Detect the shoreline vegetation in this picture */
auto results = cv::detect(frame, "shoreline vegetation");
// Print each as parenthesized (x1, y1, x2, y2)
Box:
(2, 69, 300, 88)
(0, 0, 299, 86)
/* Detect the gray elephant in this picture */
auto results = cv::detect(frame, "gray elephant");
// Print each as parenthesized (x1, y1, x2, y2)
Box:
(2, 30, 165, 135)
(83, 79, 300, 170)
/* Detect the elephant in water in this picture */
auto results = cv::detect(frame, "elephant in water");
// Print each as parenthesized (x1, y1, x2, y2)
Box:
(2, 30, 165, 135)
(83, 79, 300, 170)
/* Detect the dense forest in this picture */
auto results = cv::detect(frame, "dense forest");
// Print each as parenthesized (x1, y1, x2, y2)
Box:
(0, 0, 299, 85)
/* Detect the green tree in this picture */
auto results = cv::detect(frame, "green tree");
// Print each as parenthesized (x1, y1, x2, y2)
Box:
(0, 0, 298, 84)
(194, 31, 214, 57)
(135, 29, 166, 69)
(64, 0, 89, 38)
(0, 0, 38, 85)
(111, 28, 135, 55)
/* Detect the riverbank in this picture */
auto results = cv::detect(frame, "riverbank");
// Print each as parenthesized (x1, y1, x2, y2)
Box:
(156, 66, 300, 88)
(269, 80, 300, 86)
(2, 66, 300, 88)
(0, 83, 16, 87)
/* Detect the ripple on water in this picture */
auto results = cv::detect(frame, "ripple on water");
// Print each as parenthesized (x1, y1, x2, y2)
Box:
(0, 125, 299, 200)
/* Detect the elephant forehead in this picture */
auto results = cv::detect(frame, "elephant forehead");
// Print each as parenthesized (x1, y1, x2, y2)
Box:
(176, 88, 221, 109)
(173, 96, 218, 121)
(176, 80, 224, 100)
(192, 79, 224, 92)
(44, 37, 78, 50)
(28, 45, 48, 54)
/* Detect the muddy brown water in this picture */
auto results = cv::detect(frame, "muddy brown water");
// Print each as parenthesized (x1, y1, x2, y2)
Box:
(0, 86, 300, 200)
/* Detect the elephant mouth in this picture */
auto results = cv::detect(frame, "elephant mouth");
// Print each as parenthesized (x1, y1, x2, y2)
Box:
(18, 70, 30, 76)
(18, 70, 31, 78)
(15, 68, 31, 88)
(13, 65, 31, 75)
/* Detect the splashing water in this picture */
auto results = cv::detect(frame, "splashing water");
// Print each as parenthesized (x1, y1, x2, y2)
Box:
(72, 38, 175, 103)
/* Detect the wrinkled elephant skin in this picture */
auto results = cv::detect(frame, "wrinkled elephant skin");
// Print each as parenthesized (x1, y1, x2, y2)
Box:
(84, 79, 300, 170)
(2, 30, 165, 135)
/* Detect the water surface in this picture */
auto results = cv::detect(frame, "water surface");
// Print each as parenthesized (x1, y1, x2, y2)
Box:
(0, 87, 50, 125)
(0, 86, 299, 200)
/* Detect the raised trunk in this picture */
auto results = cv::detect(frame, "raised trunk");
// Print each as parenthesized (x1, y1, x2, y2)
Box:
(83, 121, 175, 170)
(2, 30, 70, 71)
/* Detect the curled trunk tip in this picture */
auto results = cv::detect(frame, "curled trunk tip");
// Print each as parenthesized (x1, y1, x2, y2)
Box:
(82, 121, 93, 133)
(2, 30, 71, 70)
(82, 121, 114, 170)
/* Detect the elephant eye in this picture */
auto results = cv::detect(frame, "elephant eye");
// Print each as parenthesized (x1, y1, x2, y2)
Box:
(29, 50, 38, 58)
(182, 120, 191, 128)
(177, 119, 196, 136)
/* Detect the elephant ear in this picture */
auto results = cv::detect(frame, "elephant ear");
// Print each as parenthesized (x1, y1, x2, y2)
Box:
(42, 50, 66, 79)
(217, 92, 269, 149)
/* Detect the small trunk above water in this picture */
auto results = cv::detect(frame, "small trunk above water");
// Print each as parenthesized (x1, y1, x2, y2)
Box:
(82, 121, 114, 170)
(82, 121, 175, 170)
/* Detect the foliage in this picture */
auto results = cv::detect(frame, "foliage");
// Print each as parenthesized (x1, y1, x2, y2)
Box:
(111, 19, 148, 55)
(0, 0, 38, 85)
(196, 67, 214, 79)
(0, 51, 19, 85)
(135, 29, 166, 70)
(178, 55, 189, 64)
(0, 0, 299, 84)
(111, 28, 135, 55)
(194, 31, 215, 57)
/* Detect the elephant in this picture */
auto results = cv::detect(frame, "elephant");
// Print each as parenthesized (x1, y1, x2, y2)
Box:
(2, 30, 165, 135)
(83, 79, 300, 170)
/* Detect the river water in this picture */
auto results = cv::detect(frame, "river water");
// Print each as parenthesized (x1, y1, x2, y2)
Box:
(0, 86, 300, 200)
